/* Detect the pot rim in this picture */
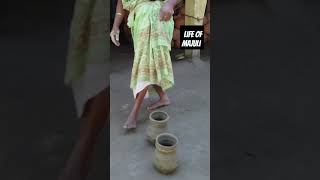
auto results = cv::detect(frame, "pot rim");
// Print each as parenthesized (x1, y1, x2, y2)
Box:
(149, 111, 170, 123)
(155, 133, 179, 151)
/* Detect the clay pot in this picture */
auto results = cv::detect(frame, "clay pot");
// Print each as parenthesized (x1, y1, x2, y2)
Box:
(146, 111, 169, 144)
(153, 133, 178, 174)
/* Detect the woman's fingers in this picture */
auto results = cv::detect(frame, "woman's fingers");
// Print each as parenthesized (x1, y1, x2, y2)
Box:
(110, 30, 120, 46)
(116, 32, 119, 42)
(110, 34, 119, 46)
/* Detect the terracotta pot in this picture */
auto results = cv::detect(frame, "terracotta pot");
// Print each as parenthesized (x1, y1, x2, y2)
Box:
(153, 133, 178, 174)
(146, 111, 169, 144)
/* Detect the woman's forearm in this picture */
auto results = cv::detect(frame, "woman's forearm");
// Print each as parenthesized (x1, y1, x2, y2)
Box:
(112, 0, 125, 29)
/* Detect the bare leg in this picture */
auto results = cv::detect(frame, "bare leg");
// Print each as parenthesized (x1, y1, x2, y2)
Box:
(123, 86, 149, 129)
(147, 85, 170, 110)
(58, 88, 109, 180)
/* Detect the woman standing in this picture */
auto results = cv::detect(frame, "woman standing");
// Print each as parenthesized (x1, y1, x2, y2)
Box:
(58, 0, 109, 179)
(110, 0, 180, 129)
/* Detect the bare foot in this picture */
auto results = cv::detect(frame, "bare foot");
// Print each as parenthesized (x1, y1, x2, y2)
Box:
(147, 97, 170, 110)
(123, 113, 137, 129)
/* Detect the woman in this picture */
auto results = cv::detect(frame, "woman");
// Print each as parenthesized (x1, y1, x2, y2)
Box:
(110, 0, 180, 129)
(58, 0, 109, 179)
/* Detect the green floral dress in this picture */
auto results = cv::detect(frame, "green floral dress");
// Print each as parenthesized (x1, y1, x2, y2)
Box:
(65, 0, 109, 117)
(122, 0, 174, 98)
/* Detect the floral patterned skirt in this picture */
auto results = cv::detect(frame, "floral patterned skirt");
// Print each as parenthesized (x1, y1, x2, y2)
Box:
(128, 1, 174, 98)
(65, 0, 109, 117)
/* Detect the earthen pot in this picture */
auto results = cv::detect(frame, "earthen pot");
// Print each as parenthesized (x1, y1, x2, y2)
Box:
(146, 111, 169, 144)
(153, 133, 178, 174)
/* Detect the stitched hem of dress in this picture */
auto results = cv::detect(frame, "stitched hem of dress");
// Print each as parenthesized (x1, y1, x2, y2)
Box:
(132, 81, 152, 99)
(71, 62, 109, 118)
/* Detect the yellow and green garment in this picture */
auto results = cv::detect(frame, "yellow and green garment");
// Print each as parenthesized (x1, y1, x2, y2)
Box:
(65, 0, 109, 117)
(123, 0, 175, 98)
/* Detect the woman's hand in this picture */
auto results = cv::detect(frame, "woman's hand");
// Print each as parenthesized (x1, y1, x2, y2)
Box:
(110, 27, 120, 46)
(159, 1, 175, 21)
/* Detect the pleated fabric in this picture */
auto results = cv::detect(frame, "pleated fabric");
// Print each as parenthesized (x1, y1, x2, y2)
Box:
(122, 0, 174, 98)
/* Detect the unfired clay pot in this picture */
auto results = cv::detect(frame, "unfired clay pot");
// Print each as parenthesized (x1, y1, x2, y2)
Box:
(153, 133, 179, 174)
(146, 111, 169, 144)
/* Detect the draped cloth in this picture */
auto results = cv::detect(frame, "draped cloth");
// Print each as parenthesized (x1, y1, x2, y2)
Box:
(122, 0, 175, 98)
(65, 0, 109, 117)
